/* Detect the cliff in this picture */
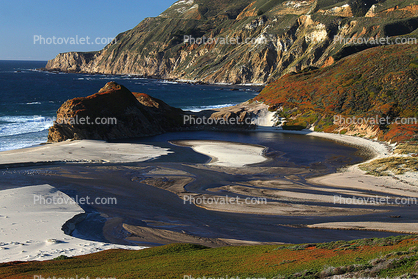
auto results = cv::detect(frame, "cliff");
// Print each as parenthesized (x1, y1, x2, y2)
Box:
(45, 0, 418, 85)
(254, 43, 418, 142)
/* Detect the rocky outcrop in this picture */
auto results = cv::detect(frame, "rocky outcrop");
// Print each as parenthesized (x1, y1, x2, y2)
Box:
(44, 0, 418, 85)
(47, 82, 271, 142)
(188, 101, 272, 129)
(45, 52, 97, 73)
(47, 82, 184, 142)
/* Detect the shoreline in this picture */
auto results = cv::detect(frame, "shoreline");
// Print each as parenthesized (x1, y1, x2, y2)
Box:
(1, 124, 417, 263)
(37, 68, 266, 89)
(255, 127, 392, 159)
(0, 123, 390, 167)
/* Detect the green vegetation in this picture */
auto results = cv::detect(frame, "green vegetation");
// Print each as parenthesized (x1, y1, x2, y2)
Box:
(2, 236, 418, 278)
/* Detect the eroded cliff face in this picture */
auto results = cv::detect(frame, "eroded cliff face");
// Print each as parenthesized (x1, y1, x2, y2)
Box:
(45, 0, 418, 85)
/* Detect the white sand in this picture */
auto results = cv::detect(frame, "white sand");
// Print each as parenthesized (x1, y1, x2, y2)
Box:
(0, 140, 172, 165)
(0, 184, 145, 263)
(174, 140, 268, 167)
(308, 167, 418, 198)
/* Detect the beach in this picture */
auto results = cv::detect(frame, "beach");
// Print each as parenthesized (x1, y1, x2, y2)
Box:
(0, 184, 145, 262)
(0, 127, 417, 263)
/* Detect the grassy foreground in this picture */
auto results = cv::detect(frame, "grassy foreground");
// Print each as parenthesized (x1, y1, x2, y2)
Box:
(2, 236, 418, 278)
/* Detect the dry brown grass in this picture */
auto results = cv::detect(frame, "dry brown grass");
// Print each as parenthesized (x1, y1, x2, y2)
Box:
(359, 157, 418, 176)
(394, 142, 418, 155)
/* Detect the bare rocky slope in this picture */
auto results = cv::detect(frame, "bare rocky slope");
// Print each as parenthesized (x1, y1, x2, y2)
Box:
(45, 0, 418, 84)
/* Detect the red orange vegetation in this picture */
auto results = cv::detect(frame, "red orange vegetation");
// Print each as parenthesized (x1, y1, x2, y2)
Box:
(255, 44, 418, 142)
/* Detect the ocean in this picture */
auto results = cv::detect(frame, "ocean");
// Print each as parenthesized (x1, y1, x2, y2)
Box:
(0, 60, 259, 152)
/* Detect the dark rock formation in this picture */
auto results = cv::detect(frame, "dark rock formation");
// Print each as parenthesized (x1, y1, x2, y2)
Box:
(47, 82, 184, 142)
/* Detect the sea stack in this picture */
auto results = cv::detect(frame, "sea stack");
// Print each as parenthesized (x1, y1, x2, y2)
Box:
(47, 81, 184, 142)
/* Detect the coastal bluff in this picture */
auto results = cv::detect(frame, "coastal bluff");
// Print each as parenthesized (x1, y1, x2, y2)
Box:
(47, 82, 184, 142)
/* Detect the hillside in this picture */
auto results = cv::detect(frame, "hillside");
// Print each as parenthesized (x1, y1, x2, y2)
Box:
(45, 0, 418, 84)
(254, 43, 418, 142)
(2, 236, 418, 278)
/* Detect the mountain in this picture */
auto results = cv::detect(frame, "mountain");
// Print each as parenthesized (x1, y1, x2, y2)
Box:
(45, 0, 418, 84)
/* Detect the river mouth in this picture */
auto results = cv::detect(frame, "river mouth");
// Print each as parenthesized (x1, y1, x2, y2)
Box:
(1, 130, 403, 247)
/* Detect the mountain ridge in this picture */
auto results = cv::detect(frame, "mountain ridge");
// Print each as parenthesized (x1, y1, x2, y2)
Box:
(45, 0, 418, 84)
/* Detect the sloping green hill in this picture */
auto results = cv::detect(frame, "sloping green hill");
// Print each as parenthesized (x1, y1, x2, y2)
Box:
(254, 43, 418, 142)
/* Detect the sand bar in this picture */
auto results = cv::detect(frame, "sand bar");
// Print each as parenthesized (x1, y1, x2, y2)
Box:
(172, 140, 268, 167)
(0, 140, 172, 166)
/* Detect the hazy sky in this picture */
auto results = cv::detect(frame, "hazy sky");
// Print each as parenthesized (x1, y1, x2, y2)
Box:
(0, 0, 176, 61)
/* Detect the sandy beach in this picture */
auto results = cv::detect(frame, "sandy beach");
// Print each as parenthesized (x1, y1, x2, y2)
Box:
(0, 184, 144, 262)
(0, 126, 417, 263)
(0, 140, 172, 166)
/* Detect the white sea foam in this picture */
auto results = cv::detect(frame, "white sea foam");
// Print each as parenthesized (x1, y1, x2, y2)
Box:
(0, 116, 53, 138)
(158, 80, 179, 85)
(183, 103, 237, 112)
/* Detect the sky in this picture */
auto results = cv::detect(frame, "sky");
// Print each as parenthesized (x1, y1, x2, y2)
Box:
(0, 0, 176, 61)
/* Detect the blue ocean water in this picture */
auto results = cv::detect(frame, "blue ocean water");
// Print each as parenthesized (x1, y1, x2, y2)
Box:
(0, 60, 259, 151)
